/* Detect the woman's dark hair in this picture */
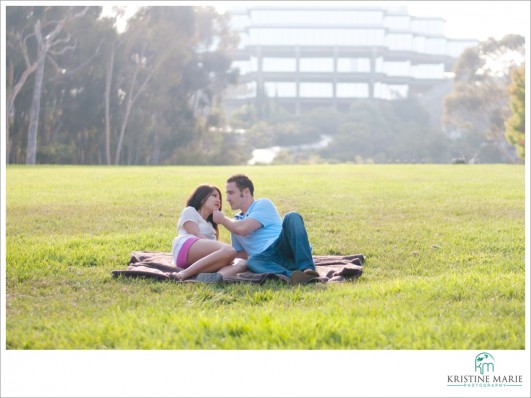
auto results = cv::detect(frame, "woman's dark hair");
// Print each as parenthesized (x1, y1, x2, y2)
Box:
(227, 174, 254, 196)
(186, 184, 222, 233)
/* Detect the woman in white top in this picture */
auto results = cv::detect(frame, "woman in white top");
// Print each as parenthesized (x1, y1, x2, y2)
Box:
(171, 184, 247, 281)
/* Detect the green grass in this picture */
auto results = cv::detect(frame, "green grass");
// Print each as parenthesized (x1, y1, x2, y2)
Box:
(5, 164, 526, 349)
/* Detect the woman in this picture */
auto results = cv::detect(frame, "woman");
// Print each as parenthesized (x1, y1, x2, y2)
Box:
(171, 184, 247, 281)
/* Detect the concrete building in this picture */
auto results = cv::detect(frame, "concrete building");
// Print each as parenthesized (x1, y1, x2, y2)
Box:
(224, 5, 478, 116)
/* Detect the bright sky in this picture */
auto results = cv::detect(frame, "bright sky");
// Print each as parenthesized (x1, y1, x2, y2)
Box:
(399, 0, 530, 40)
(210, 0, 530, 41)
(102, 1, 529, 41)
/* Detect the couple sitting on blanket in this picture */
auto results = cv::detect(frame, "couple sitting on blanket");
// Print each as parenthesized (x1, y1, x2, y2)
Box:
(171, 174, 319, 284)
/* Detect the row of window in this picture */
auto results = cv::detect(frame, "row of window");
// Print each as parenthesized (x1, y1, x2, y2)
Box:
(249, 9, 385, 26)
(229, 81, 408, 100)
(232, 58, 444, 78)
(260, 57, 371, 73)
(230, 9, 445, 36)
(239, 29, 461, 55)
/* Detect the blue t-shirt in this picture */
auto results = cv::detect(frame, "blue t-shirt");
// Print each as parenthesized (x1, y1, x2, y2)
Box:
(231, 199, 282, 256)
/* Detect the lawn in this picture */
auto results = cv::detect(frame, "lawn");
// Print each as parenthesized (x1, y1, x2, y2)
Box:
(4, 164, 526, 349)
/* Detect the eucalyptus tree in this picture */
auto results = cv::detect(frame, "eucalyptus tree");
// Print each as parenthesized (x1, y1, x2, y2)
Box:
(153, 6, 240, 164)
(7, 5, 240, 165)
(504, 65, 525, 161)
(102, 6, 195, 164)
(106, 6, 240, 165)
(6, 6, 94, 164)
(443, 34, 525, 163)
(37, 8, 117, 164)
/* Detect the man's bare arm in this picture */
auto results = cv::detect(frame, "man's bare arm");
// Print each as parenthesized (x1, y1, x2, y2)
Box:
(213, 211, 262, 236)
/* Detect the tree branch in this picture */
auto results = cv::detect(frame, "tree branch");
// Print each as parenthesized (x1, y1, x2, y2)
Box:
(46, 41, 103, 83)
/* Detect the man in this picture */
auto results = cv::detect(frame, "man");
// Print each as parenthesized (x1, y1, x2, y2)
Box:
(212, 174, 318, 284)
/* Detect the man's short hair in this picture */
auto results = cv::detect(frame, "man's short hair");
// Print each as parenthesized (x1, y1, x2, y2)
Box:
(227, 174, 254, 196)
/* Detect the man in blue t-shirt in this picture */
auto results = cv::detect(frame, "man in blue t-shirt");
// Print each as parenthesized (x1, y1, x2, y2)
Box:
(213, 174, 318, 284)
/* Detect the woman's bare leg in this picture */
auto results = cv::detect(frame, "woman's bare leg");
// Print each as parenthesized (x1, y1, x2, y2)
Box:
(176, 240, 236, 280)
(217, 257, 247, 279)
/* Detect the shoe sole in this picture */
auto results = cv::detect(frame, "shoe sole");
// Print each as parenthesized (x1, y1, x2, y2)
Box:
(291, 270, 318, 285)
(195, 272, 223, 283)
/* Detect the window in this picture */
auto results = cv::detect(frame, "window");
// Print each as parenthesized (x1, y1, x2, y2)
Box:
(337, 58, 371, 72)
(374, 57, 384, 73)
(230, 14, 250, 30)
(249, 28, 384, 46)
(299, 58, 334, 72)
(237, 33, 249, 49)
(262, 58, 297, 72)
(232, 60, 251, 75)
(386, 33, 412, 51)
(382, 61, 410, 76)
(384, 15, 410, 30)
(410, 63, 444, 79)
(250, 9, 383, 25)
(336, 83, 369, 98)
(412, 36, 426, 53)
(425, 38, 446, 55)
(374, 83, 408, 99)
(264, 82, 297, 97)
(299, 82, 333, 97)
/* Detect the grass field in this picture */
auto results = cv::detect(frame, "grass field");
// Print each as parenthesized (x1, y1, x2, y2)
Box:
(4, 164, 526, 349)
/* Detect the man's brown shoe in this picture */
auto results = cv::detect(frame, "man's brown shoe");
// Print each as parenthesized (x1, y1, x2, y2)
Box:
(291, 270, 318, 285)
(303, 269, 319, 277)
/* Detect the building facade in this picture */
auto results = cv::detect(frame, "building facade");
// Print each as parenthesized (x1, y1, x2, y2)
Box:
(224, 5, 478, 114)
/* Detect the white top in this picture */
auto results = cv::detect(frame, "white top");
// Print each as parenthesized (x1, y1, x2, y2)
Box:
(176, 206, 216, 240)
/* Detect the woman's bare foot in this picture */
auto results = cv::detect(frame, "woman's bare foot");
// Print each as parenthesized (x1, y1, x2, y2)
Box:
(170, 272, 186, 281)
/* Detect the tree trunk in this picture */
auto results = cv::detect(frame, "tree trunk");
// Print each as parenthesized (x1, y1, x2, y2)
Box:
(104, 45, 115, 165)
(7, 58, 39, 163)
(152, 128, 160, 165)
(114, 62, 139, 165)
(25, 49, 46, 165)
(21, 8, 89, 164)
(113, 33, 166, 165)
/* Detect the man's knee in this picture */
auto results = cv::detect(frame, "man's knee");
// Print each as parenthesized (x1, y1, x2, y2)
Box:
(283, 211, 303, 226)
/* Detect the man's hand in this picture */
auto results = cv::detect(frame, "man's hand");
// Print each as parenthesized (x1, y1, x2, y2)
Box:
(213, 210, 262, 235)
(212, 210, 226, 225)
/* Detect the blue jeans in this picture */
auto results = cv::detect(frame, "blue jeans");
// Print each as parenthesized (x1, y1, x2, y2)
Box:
(247, 212, 315, 277)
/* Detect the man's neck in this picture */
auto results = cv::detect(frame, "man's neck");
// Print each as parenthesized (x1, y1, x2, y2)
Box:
(240, 198, 255, 215)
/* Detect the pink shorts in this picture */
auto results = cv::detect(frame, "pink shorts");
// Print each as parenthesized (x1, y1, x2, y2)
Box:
(176, 236, 199, 269)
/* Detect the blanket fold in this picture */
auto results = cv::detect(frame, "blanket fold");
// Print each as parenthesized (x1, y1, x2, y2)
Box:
(111, 251, 364, 284)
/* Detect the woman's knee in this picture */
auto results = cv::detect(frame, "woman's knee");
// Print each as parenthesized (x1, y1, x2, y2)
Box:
(220, 245, 237, 262)
(232, 257, 248, 272)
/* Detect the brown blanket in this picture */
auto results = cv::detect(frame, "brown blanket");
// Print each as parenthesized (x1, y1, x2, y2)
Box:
(112, 251, 364, 284)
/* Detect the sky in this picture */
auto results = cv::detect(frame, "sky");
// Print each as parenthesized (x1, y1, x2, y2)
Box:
(105, 1, 530, 41)
(398, 0, 530, 40)
(214, 0, 530, 41)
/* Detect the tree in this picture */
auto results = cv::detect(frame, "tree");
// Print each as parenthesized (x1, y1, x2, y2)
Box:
(7, 7, 112, 164)
(40, 9, 117, 165)
(103, 6, 240, 165)
(504, 65, 525, 160)
(6, 5, 241, 165)
(22, 7, 91, 164)
(443, 35, 525, 163)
